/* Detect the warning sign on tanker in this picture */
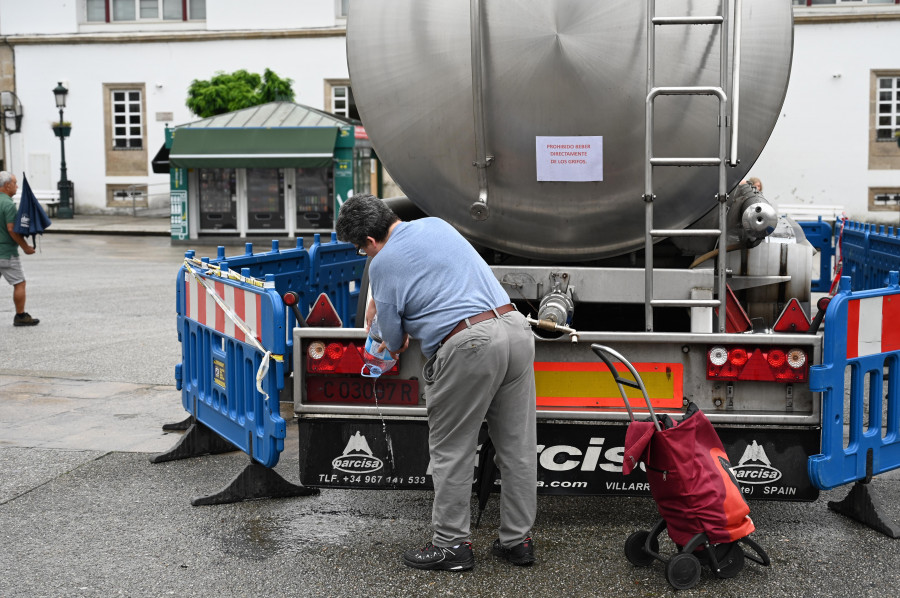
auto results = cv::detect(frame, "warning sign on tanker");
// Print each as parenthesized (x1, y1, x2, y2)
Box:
(535, 136, 603, 182)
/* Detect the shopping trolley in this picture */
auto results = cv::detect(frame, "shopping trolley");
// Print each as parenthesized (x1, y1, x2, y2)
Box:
(591, 344, 770, 590)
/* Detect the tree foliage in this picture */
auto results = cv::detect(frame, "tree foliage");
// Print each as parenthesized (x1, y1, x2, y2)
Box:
(185, 68, 295, 118)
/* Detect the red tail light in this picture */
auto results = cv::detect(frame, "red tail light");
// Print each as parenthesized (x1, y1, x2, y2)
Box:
(766, 349, 785, 368)
(729, 348, 749, 367)
(304, 337, 416, 406)
(306, 339, 398, 375)
(325, 342, 344, 360)
(707, 345, 809, 382)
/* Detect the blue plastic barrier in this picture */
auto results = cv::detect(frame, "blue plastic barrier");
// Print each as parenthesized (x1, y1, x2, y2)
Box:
(808, 272, 900, 490)
(308, 232, 367, 328)
(205, 236, 366, 329)
(798, 218, 834, 293)
(173, 238, 366, 467)
(175, 265, 287, 467)
(209, 240, 312, 314)
(842, 222, 900, 292)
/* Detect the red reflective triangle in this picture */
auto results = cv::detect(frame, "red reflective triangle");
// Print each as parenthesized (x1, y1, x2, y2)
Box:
(337, 341, 367, 372)
(739, 348, 776, 382)
(773, 298, 810, 333)
(306, 293, 344, 327)
(714, 285, 751, 333)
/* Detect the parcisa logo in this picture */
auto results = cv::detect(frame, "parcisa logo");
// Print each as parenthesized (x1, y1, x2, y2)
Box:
(332, 431, 384, 474)
(730, 440, 783, 485)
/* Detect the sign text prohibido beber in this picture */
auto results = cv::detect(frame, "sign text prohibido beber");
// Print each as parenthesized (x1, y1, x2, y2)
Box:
(535, 136, 603, 182)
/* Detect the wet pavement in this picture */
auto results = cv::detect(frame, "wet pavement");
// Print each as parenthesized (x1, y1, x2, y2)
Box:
(2, 229, 900, 597)
(43, 210, 171, 236)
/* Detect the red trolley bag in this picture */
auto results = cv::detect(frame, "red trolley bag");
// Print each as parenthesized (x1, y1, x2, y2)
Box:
(592, 344, 770, 590)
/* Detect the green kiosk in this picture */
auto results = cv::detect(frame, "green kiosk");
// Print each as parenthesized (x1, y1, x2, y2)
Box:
(161, 101, 378, 242)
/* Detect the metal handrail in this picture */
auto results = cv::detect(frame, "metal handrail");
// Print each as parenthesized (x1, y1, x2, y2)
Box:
(469, 0, 492, 221)
(730, 0, 744, 166)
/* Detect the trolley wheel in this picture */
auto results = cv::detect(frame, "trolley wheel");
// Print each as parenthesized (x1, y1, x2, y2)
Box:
(712, 542, 745, 579)
(624, 530, 657, 567)
(666, 553, 702, 590)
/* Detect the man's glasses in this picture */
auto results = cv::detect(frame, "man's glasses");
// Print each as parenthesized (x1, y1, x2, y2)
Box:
(356, 243, 368, 256)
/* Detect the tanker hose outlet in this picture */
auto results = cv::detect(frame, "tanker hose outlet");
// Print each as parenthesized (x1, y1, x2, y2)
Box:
(469, 201, 490, 221)
(741, 201, 778, 246)
(538, 290, 574, 327)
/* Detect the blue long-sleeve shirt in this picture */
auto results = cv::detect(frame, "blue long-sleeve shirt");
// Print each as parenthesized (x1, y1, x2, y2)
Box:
(368, 218, 511, 358)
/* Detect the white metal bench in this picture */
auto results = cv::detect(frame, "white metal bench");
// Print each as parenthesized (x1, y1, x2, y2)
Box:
(14, 190, 61, 217)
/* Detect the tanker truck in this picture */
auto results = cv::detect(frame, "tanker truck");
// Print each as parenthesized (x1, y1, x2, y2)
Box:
(283, 1, 893, 505)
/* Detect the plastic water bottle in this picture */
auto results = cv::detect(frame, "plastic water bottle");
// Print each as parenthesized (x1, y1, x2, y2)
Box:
(362, 316, 396, 378)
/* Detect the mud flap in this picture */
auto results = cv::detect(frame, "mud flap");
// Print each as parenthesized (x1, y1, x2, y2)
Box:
(298, 419, 820, 501)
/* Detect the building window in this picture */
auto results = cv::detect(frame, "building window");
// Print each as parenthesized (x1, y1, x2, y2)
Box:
(325, 81, 360, 120)
(103, 83, 147, 177)
(107, 184, 148, 207)
(112, 89, 143, 150)
(336, 0, 349, 19)
(86, 0, 107, 21)
(189, 0, 205, 19)
(869, 71, 900, 170)
(870, 188, 900, 211)
(85, 0, 205, 22)
(793, 1, 900, 5)
(332, 85, 350, 118)
(877, 76, 900, 142)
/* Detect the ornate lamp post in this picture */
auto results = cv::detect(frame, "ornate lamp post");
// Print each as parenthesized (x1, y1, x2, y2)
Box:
(53, 82, 73, 219)
(1, 91, 23, 172)
(1, 91, 23, 134)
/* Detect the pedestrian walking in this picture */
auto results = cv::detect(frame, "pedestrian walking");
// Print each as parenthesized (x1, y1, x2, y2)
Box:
(336, 193, 537, 571)
(0, 171, 40, 326)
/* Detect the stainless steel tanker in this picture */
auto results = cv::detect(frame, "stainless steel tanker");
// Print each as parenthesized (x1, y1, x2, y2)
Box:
(347, 0, 794, 262)
(290, 1, 826, 506)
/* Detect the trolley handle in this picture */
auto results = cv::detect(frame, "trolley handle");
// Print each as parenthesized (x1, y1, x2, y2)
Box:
(590, 343, 662, 432)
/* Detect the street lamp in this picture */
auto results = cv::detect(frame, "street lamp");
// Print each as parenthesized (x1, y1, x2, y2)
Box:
(53, 82, 73, 219)
(1, 91, 23, 134)
(1, 91, 23, 173)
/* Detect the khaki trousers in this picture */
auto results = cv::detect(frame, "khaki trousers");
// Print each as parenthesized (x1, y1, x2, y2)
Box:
(423, 310, 537, 547)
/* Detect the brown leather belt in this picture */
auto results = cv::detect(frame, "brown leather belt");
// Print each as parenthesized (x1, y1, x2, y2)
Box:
(442, 304, 516, 345)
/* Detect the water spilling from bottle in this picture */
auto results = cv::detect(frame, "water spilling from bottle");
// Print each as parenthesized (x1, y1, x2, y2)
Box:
(361, 316, 396, 378)
(361, 316, 395, 465)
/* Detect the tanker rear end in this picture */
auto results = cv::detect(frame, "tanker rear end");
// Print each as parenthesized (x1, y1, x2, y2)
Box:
(293, 1, 824, 502)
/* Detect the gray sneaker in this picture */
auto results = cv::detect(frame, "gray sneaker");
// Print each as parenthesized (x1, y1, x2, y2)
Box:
(13, 312, 39, 327)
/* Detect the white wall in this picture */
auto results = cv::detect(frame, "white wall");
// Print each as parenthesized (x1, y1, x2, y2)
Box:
(751, 19, 900, 225)
(9, 34, 349, 211)
(0, 0, 78, 35)
(207, 0, 337, 30)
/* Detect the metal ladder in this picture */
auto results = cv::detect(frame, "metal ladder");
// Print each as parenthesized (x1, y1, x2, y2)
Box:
(643, 0, 743, 333)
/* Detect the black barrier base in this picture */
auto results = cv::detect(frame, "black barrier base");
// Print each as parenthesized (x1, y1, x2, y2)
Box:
(828, 480, 900, 539)
(161, 415, 194, 432)
(149, 422, 238, 464)
(191, 460, 319, 506)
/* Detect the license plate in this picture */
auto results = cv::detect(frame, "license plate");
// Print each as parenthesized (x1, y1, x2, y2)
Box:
(306, 376, 420, 405)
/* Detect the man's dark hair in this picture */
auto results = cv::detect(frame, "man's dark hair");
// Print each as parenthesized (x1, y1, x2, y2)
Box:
(335, 194, 399, 246)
